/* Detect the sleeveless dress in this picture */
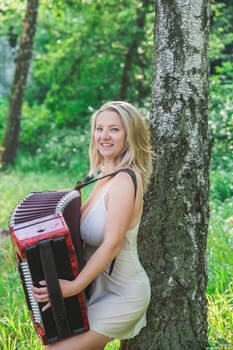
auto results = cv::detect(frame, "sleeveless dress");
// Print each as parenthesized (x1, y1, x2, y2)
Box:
(80, 191, 151, 340)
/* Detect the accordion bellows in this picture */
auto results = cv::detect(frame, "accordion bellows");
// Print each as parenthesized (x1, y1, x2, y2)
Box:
(9, 190, 89, 345)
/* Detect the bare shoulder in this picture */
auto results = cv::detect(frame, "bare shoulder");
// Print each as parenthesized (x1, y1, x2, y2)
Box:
(112, 170, 135, 187)
(108, 170, 140, 201)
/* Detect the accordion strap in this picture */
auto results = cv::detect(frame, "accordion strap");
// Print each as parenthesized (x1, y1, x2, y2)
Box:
(75, 168, 137, 275)
(39, 239, 72, 338)
(75, 168, 137, 200)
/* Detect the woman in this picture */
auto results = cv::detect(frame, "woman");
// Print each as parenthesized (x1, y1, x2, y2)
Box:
(32, 101, 153, 350)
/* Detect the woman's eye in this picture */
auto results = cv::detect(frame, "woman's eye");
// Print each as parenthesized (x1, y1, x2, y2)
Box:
(96, 127, 103, 132)
(111, 128, 119, 132)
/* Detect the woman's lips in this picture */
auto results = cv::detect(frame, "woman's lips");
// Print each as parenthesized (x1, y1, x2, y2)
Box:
(100, 143, 113, 147)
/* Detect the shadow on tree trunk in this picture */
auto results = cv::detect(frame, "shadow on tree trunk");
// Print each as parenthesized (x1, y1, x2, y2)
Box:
(119, 340, 129, 350)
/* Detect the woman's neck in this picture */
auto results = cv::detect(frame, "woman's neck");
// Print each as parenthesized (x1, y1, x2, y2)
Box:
(101, 162, 117, 174)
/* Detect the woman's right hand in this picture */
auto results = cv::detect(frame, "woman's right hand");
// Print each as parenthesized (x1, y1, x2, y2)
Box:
(31, 279, 77, 312)
(31, 281, 50, 311)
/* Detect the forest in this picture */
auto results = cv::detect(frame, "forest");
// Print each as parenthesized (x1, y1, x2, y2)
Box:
(0, 0, 232, 349)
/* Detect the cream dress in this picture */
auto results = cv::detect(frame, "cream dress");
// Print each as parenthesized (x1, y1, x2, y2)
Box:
(80, 190, 151, 340)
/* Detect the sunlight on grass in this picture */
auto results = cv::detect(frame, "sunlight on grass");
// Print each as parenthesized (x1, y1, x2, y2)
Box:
(207, 284, 233, 349)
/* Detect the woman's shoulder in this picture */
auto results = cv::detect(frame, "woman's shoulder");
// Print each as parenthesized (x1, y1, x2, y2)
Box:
(108, 169, 142, 201)
(106, 170, 143, 226)
(112, 168, 137, 186)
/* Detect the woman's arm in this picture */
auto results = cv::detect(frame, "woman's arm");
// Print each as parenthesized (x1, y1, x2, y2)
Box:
(32, 172, 139, 307)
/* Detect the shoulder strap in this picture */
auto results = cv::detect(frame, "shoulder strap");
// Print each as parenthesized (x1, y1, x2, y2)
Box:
(75, 168, 137, 200)
(115, 168, 137, 200)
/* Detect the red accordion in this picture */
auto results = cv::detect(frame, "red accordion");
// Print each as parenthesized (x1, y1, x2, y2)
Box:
(9, 190, 89, 345)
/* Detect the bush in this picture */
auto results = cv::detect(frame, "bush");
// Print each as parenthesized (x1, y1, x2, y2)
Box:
(35, 127, 90, 175)
(15, 127, 90, 177)
(210, 169, 233, 202)
(20, 102, 54, 152)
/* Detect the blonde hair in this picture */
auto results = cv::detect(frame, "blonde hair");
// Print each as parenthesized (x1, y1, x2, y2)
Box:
(89, 101, 153, 191)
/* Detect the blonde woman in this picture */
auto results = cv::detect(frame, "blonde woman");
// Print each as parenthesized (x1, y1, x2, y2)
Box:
(32, 101, 153, 350)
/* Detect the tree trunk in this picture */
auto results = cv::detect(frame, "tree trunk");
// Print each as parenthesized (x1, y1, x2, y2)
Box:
(0, 0, 39, 166)
(119, 340, 129, 350)
(126, 0, 210, 349)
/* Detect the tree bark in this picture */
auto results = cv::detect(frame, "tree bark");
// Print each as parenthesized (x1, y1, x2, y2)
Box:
(0, 0, 39, 166)
(125, 0, 210, 349)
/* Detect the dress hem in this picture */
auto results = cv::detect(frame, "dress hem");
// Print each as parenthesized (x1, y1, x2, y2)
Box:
(90, 324, 146, 340)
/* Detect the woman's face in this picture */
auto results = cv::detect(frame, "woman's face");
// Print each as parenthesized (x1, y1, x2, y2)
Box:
(94, 110, 127, 163)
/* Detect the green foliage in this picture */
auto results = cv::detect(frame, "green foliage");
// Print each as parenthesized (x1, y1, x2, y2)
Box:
(209, 61, 233, 171)
(210, 169, 233, 202)
(0, 96, 9, 141)
(0, 0, 26, 39)
(19, 102, 54, 152)
(1, 0, 232, 177)
(24, 0, 154, 126)
(31, 127, 89, 176)
(208, 0, 233, 180)
(210, 0, 233, 66)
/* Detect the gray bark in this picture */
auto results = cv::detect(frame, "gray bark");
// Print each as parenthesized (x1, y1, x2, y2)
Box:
(125, 0, 210, 349)
(0, 0, 39, 166)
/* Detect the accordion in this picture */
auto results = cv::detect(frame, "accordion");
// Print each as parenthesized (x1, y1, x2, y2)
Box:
(9, 190, 89, 345)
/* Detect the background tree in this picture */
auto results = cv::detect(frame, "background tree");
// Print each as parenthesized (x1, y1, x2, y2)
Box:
(24, 0, 154, 126)
(0, 0, 39, 166)
(119, 0, 152, 100)
(124, 0, 210, 349)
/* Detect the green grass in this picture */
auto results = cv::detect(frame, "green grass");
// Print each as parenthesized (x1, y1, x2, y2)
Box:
(206, 198, 233, 349)
(0, 169, 232, 349)
(207, 284, 233, 349)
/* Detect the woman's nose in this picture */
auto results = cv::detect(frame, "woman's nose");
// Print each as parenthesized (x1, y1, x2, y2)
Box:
(102, 130, 110, 139)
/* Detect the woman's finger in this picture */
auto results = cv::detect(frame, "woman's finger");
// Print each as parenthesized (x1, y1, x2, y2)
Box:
(42, 301, 51, 312)
(32, 292, 49, 303)
(31, 285, 49, 302)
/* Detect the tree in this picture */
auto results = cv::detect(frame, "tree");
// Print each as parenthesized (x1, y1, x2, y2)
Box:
(0, 0, 39, 166)
(119, 0, 153, 100)
(122, 0, 210, 349)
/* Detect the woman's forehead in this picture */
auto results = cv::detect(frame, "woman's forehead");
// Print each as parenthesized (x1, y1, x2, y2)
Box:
(96, 110, 123, 126)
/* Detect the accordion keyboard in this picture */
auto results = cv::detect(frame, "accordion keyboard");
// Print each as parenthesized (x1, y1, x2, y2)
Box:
(20, 261, 41, 324)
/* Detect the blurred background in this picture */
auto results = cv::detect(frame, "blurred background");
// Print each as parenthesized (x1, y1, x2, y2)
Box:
(0, 1, 232, 349)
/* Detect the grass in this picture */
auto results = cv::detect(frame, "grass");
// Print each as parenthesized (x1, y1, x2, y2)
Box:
(206, 198, 233, 349)
(207, 285, 233, 348)
(0, 169, 232, 349)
